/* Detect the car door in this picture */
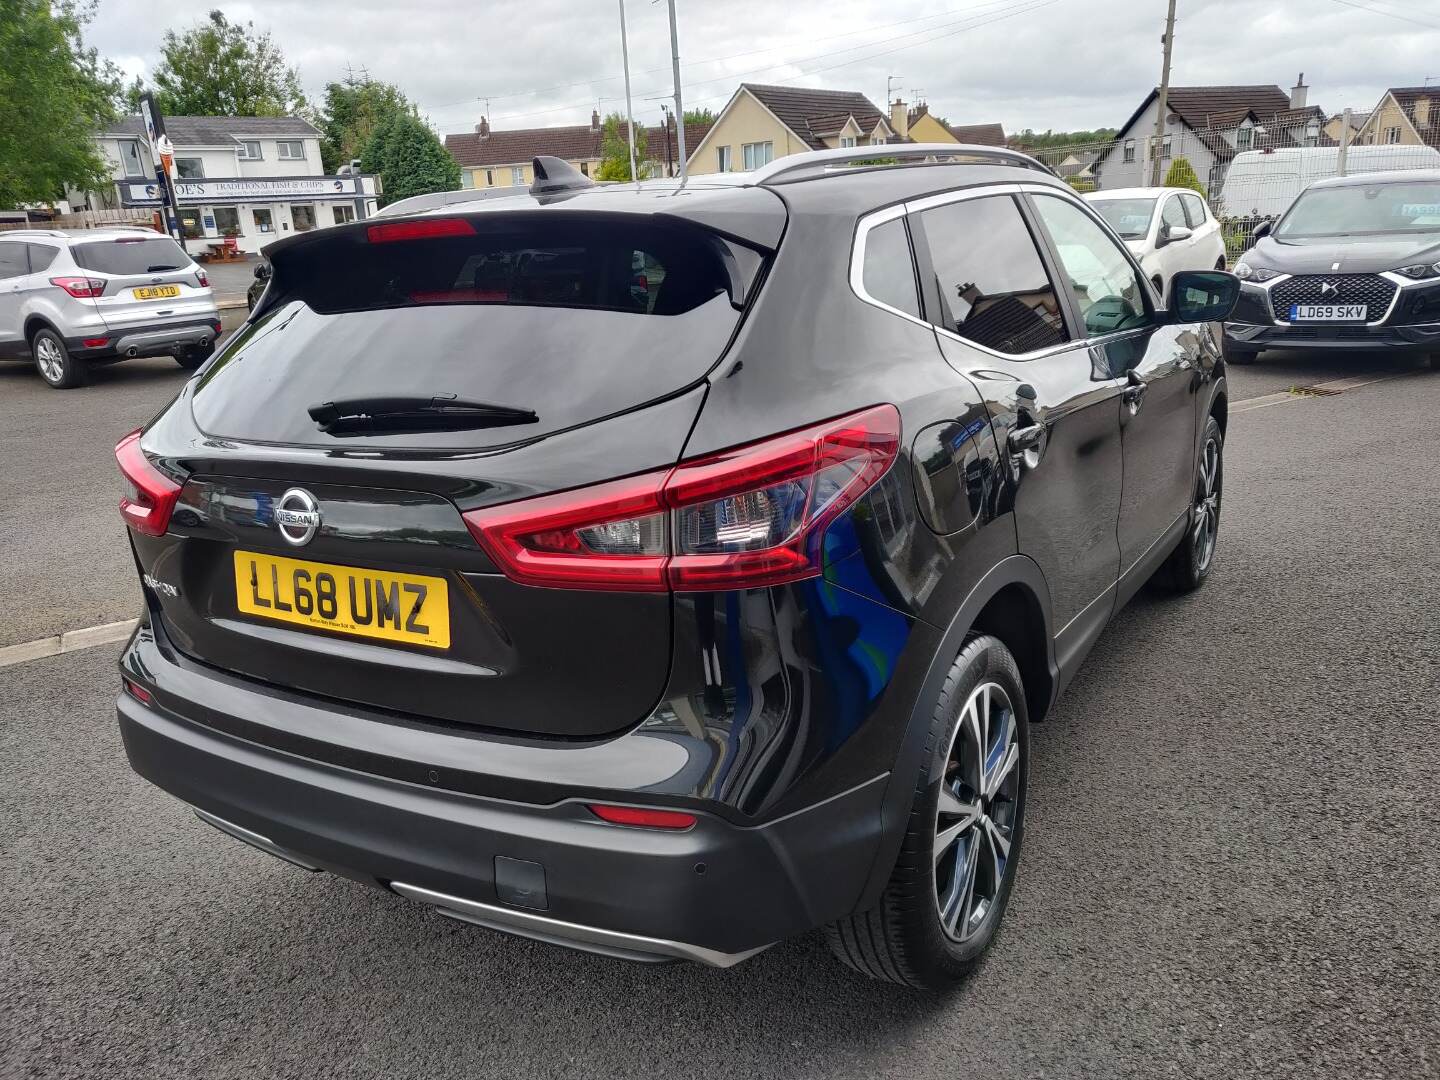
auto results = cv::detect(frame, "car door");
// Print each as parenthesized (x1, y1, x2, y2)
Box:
(1181, 193, 1225, 269)
(0, 241, 29, 357)
(1158, 194, 1191, 285)
(1028, 192, 1201, 603)
(909, 189, 1124, 679)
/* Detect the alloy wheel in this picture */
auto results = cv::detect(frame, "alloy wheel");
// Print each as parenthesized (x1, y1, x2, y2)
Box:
(933, 681, 1020, 943)
(1193, 436, 1222, 572)
(35, 337, 64, 384)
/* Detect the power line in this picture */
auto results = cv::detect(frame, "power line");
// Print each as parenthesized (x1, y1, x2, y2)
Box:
(419, 0, 1026, 114)
(1325, 0, 1440, 29)
(433, 0, 1063, 132)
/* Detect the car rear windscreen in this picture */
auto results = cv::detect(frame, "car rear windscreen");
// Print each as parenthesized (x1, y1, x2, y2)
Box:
(273, 216, 734, 317)
(190, 215, 756, 449)
(73, 236, 190, 275)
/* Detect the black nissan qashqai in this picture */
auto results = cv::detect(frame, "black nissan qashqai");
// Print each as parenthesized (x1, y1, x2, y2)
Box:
(114, 147, 1238, 990)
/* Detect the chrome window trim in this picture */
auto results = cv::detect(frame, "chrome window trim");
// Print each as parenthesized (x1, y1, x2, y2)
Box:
(849, 182, 1161, 362)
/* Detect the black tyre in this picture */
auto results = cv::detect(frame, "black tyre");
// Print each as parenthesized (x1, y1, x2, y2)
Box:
(1222, 335, 1257, 365)
(826, 634, 1029, 989)
(174, 345, 213, 371)
(1156, 414, 1223, 593)
(31, 327, 86, 389)
(1215, 255, 1227, 271)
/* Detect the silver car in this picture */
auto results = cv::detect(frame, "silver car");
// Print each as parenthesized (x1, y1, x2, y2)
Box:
(0, 228, 221, 389)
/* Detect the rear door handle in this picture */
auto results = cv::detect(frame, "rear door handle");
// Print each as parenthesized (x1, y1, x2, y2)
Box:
(1008, 417, 1046, 471)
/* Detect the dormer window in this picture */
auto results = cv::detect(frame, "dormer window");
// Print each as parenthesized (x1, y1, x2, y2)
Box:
(1236, 125, 1253, 150)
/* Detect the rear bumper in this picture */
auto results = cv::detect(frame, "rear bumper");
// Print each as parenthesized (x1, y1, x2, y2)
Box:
(68, 317, 222, 360)
(115, 624, 890, 964)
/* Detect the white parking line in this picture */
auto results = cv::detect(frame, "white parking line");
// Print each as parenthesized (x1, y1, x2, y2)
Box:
(0, 619, 138, 670)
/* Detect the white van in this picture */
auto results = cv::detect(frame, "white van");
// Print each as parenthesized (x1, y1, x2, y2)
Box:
(1219, 145, 1440, 219)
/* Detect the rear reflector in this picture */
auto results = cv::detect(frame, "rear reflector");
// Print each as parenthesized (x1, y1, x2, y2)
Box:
(49, 276, 106, 299)
(122, 678, 152, 705)
(588, 805, 697, 830)
(115, 429, 182, 537)
(366, 218, 476, 243)
(462, 404, 901, 592)
(82, 337, 110, 348)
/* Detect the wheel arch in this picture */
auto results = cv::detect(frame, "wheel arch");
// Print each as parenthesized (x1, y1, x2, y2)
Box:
(23, 314, 61, 348)
(853, 555, 1057, 913)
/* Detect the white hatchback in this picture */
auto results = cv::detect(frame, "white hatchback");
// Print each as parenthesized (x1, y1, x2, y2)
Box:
(1085, 187, 1227, 300)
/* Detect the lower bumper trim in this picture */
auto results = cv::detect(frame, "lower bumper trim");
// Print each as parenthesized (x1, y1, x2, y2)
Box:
(194, 807, 323, 872)
(390, 880, 771, 969)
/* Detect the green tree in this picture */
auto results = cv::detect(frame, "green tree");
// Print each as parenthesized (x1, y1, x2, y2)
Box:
(317, 70, 411, 173)
(595, 112, 647, 181)
(1163, 156, 1207, 196)
(361, 112, 459, 205)
(0, 0, 119, 207)
(1010, 127, 1117, 150)
(682, 107, 716, 125)
(146, 10, 307, 117)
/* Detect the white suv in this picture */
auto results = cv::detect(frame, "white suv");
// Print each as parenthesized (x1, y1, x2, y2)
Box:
(0, 228, 221, 389)
(1085, 187, 1227, 300)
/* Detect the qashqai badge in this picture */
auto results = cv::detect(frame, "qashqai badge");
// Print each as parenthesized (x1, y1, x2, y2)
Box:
(274, 488, 322, 546)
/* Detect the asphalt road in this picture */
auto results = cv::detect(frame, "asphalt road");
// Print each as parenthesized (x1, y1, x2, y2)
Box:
(2, 349, 1438, 1079)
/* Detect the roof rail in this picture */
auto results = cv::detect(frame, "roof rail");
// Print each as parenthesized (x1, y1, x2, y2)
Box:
(749, 143, 1055, 185)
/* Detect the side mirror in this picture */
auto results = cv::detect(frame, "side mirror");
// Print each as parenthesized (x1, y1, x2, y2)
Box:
(1157, 224, 1192, 248)
(1168, 270, 1239, 323)
(1250, 219, 1273, 240)
(253, 262, 272, 281)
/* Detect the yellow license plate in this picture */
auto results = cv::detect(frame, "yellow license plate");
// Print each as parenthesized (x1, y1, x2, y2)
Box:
(233, 550, 450, 649)
(133, 285, 181, 300)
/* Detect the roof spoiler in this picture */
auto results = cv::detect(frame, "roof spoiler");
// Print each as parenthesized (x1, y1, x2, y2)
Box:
(530, 155, 596, 197)
(748, 143, 1056, 185)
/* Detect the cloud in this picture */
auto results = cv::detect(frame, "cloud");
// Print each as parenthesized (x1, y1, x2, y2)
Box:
(85, 0, 1440, 134)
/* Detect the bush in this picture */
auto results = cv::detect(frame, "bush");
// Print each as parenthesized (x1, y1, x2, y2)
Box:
(1163, 157, 1207, 197)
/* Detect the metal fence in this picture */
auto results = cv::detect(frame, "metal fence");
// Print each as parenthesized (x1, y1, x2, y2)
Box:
(1022, 110, 1440, 258)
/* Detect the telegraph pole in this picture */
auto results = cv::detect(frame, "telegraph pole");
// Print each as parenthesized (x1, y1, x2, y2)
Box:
(618, 0, 639, 182)
(1151, 0, 1177, 186)
(666, 0, 687, 180)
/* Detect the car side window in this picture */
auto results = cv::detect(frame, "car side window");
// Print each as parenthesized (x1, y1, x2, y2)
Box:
(1032, 195, 1153, 340)
(25, 244, 58, 273)
(915, 195, 1067, 355)
(1180, 193, 1207, 227)
(0, 243, 28, 280)
(1161, 196, 1187, 234)
(861, 217, 921, 318)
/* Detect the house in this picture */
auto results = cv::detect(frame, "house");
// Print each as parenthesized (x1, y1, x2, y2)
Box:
(444, 111, 713, 187)
(1354, 87, 1440, 148)
(686, 84, 895, 175)
(1094, 76, 1323, 194)
(901, 100, 1006, 146)
(1324, 110, 1369, 145)
(78, 115, 380, 257)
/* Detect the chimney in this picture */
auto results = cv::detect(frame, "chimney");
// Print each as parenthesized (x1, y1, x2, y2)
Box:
(1416, 97, 1432, 128)
(591, 109, 601, 132)
(890, 98, 909, 141)
(476, 116, 489, 140)
(1290, 72, 1308, 110)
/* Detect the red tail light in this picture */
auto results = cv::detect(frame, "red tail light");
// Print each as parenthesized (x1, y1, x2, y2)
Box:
(366, 218, 476, 243)
(50, 276, 106, 298)
(589, 804, 697, 830)
(115, 429, 182, 536)
(195, 268, 209, 288)
(462, 404, 900, 592)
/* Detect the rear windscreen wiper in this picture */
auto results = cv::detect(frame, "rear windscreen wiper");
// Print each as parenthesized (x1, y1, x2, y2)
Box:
(308, 394, 538, 435)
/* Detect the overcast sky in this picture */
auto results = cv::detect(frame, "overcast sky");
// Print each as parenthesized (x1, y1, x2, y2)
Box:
(88, 0, 1440, 136)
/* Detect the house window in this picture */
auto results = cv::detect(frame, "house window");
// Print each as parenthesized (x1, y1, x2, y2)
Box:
(1123, 139, 1136, 164)
(236, 140, 262, 160)
(177, 208, 204, 240)
(175, 157, 204, 179)
(742, 141, 773, 170)
(291, 204, 317, 232)
(461, 170, 475, 189)
(277, 140, 305, 160)
(332, 205, 355, 225)
(118, 140, 147, 178)
(580, 161, 589, 177)
(510, 166, 526, 185)
(1384, 126, 1402, 144)
(212, 206, 241, 236)
(1236, 126, 1253, 150)
(1155, 135, 1172, 160)
(840, 136, 857, 148)
(485, 169, 495, 186)
(253, 208, 275, 234)
(716, 145, 733, 172)
(870, 133, 887, 146)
